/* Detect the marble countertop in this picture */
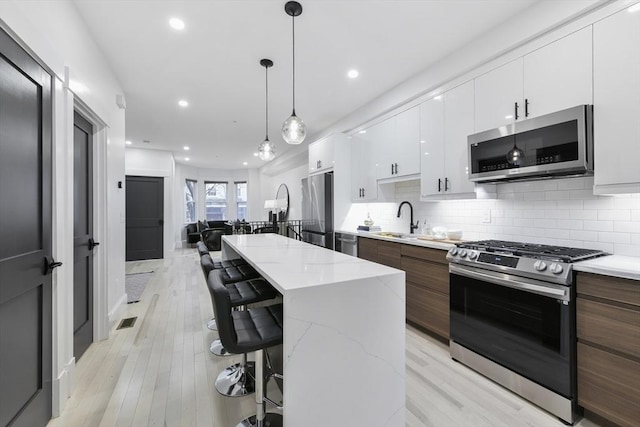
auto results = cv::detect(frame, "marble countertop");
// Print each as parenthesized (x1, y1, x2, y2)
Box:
(574, 255, 640, 281)
(221, 234, 404, 294)
(336, 229, 456, 251)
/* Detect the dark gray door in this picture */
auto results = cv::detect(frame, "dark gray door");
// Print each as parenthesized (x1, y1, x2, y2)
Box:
(0, 28, 53, 427)
(126, 176, 164, 261)
(73, 112, 94, 360)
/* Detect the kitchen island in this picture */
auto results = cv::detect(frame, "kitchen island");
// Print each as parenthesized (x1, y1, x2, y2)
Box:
(221, 234, 406, 427)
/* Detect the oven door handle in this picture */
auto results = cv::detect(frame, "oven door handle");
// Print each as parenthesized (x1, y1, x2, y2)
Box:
(449, 264, 570, 301)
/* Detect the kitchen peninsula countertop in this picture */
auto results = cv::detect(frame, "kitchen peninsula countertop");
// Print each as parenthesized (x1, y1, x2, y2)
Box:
(221, 234, 406, 426)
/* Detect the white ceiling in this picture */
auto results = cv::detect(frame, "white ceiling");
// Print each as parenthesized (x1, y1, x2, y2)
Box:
(72, 0, 540, 170)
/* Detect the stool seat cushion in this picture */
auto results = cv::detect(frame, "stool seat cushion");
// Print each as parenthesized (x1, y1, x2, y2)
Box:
(219, 264, 260, 284)
(226, 278, 278, 306)
(212, 258, 247, 269)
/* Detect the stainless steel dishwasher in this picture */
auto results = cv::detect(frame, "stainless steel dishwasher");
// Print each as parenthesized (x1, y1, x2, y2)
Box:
(335, 232, 358, 257)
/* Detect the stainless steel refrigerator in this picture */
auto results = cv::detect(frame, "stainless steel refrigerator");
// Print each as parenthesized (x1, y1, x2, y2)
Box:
(301, 172, 333, 249)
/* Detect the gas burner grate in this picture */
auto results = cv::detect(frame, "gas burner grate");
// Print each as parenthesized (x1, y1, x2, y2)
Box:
(457, 240, 608, 263)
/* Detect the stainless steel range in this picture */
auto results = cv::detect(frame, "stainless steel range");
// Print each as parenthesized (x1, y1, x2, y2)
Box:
(447, 240, 608, 424)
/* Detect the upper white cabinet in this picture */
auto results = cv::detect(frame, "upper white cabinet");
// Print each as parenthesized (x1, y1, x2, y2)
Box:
(592, 6, 640, 194)
(523, 26, 593, 119)
(474, 58, 523, 132)
(308, 135, 335, 175)
(474, 26, 592, 133)
(351, 134, 378, 202)
(421, 81, 478, 199)
(375, 106, 421, 180)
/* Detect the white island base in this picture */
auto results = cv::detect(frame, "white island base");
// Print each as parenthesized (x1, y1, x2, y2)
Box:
(221, 234, 406, 427)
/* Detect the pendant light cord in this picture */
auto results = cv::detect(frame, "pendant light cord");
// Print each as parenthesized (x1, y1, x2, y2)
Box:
(265, 64, 269, 140)
(291, 13, 296, 115)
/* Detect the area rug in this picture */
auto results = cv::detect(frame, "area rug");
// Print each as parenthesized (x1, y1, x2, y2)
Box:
(125, 271, 154, 303)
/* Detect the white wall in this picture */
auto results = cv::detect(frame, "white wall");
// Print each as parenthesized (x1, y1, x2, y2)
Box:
(0, 0, 126, 416)
(262, 164, 308, 221)
(344, 177, 640, 257)
(125, 148, 175, 257)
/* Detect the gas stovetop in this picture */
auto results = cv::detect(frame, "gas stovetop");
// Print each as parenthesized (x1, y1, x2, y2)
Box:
(446, 240, 609, 285)
(456, 240, 607, 263)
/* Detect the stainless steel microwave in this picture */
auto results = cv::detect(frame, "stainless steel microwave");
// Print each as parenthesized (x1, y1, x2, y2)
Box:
(468, 105, 593, 182)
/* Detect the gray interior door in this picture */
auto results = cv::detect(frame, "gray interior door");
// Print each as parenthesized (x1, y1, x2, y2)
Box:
(0, 28, 53, 427)
(125, 176, 164, 261)
(73, 112, 94, 360)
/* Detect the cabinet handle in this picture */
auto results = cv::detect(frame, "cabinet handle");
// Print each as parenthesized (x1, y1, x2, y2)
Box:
(514, 102, 519, 120)
(362, 188, 365, 197)
(391, 164, 394, 175)
(438, 178, 442, 192)
(445, 177, 450, 192)
(525, 99, 529, 117)
(394, 163, 398, 174)
(318, 160, 322, 169)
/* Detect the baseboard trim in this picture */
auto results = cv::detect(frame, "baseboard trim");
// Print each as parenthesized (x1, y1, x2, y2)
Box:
(108, 292, 128, 331)
(52, 356, 76, 417)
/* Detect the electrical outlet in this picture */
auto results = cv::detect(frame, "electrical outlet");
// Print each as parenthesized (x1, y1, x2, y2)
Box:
(481, 209, 491, 224)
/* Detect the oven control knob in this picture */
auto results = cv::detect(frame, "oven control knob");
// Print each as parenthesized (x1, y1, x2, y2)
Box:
(468, 251, 478, 260)
(449, 248, 458, 256)
(534, 260, 547, 271)
(459, 249, 467, 258)
(550, 263, 564, 274)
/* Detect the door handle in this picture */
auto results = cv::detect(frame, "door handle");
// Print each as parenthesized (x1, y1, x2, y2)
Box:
(89, 238, 100, 250)
(44, 256, 63, 275)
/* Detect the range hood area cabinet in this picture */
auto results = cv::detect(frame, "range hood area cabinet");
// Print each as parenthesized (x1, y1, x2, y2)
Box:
(474, 26, 593, 133)
(420, 80, 491, 200)
(592, 6, 640, 195)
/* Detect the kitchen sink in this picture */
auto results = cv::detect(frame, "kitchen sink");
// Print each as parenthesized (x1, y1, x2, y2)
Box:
(374, 232, 413, 239)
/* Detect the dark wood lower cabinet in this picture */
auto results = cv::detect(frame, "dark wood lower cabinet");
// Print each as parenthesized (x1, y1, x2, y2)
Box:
(357, 237, 450, 341)
(576, 272, 640, 427)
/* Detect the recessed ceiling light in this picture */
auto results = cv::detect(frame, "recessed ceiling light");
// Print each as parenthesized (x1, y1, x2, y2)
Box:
(433, 95, 442, 101)
(125, 140, 132, 145)
(358, 130, 367, 134)
(169, 17, 185, 30)
(420, 140, 425, 144)
(347, 69, 359, 79)
(185, 157, 190, 161)
(253, 152, 259, 157)
(243, 162, 248, 166)
(178, 99, 189, 107)
(505, 115, 514, 120)
(183, 146, 190, 151)
(629, 3, 640, 12)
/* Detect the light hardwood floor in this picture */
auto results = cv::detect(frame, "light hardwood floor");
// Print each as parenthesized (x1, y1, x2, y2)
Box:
(48, 248, 603, 427)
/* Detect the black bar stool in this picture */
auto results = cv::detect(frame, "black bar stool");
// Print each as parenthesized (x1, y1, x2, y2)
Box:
(210, 270, 283, 427)
(207, 270, 278, 397)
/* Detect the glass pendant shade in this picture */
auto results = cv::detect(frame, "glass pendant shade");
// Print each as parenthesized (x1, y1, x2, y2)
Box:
(506, 142, 524, 166)
(258, 138, 276, 161)
(282, 113, 306, 145)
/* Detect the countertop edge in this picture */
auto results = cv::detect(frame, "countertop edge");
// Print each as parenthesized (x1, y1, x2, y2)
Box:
(573, 255, 640, 281)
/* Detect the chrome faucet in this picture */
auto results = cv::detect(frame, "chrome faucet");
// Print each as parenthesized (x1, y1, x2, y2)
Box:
(397, 201, 419, 234)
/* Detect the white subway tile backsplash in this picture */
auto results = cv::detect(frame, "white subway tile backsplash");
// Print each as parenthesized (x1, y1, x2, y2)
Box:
(570, 210, 597, 220)
(598, 210, 631, 221)
(598, 232, 631, 244)
(583, 220, 614, 232)
(353, 177, 640, 256)
(614, 221, 640, 233)
(570, 230, 598, 242)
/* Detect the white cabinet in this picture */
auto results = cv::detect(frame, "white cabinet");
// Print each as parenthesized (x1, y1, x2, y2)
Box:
(308, 135, 335, 175)
(523, 26, 593, 118)
(592, 6, 640, 194)
(474, 26, 592, 132)
(351, 134, 377, 202)
(421, 81, 478, 199)
(375, 106, 421, 180)
(474, 58, 523, 132)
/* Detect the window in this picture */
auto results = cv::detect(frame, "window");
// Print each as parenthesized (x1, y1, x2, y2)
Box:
(205, 181, 227, 220)
(185, 179, 197, 223)
(236, 181, 247, 220)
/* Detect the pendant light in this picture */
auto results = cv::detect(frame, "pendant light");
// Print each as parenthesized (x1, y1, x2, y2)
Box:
(258, 58, 276, 161)
(281, 1, 306, 145)
(506, 137, 524, 166)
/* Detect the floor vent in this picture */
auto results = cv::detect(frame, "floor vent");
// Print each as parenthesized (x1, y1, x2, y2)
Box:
(116, 317, 137, 330)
